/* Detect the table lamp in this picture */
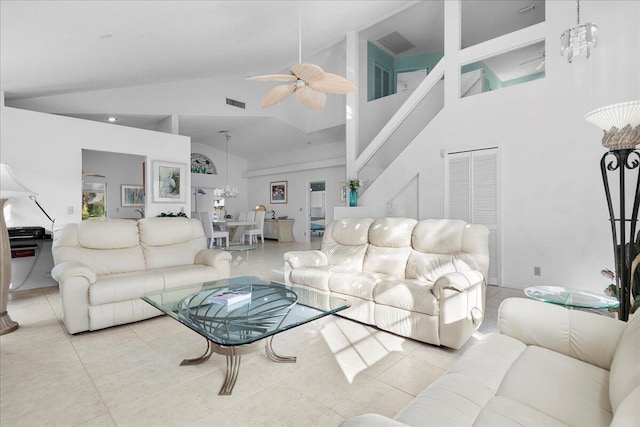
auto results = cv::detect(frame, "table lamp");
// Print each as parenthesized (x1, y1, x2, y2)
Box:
(0, 163, 36, 335)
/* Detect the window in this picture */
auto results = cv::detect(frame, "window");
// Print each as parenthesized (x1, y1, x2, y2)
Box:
(82, 182, 106, 220)
(374, 62, 391, 99)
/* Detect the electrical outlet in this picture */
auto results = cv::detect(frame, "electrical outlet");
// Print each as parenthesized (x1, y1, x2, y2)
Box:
(534, 266, 541, 276)
(67, 206, 73, 214)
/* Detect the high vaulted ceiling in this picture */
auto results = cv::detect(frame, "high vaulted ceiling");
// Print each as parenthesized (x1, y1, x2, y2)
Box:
(1, 1, 544, 164)
(1, 0, 416, 99)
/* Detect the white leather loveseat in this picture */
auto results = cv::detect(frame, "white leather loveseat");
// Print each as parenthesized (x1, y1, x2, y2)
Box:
(51, 217, 232, 334)
(284, 217, 489, 349)
(342, 298, 639, 427)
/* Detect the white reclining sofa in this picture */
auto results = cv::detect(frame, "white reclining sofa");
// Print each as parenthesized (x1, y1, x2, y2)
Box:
(284, 217, 489, 349)
(342, 298, 639, 427)
(51, 217, 232, 334)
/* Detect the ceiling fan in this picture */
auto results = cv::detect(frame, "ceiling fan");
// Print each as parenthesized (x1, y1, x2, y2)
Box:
(520, 51, 546, 71)
(82, 170, 106, 178)
(247, 3, 356, 110)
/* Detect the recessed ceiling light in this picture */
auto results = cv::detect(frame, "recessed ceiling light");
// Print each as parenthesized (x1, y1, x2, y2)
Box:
(107, 117, 118, 122)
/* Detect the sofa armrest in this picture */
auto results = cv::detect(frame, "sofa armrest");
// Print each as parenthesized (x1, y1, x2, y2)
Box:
(431, 270, 484, 299)
(283, 250, 328, 269)
(51, 261, 97, 334)
(498, 297, 627, 370)
(195, 249, 232, 278)
(341, 414, 408, 427)
(51, 261, 97, 284)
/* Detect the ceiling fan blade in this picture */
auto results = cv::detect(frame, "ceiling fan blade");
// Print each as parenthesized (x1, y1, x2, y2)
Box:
(295, 87, 326, 110)
(309, 72, 356, 94)
(261, 84, 295, 108)
(82, 170, 106, 178)
(246, 74, 297, 82)
(291, 63, 325, 82)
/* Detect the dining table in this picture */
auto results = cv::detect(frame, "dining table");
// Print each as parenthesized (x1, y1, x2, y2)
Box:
(213, 220, 256, 243)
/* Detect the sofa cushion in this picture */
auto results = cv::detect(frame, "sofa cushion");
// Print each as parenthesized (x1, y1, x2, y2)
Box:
(497, 346, 612, 426)
(411, 219, 465, 254)
(406, 252, 474, 282)
(474, 396, 568, 426)
(139, 217, 207, 269)
(373, 279, 438, 315)
(77, 219, 140, 249)
(90, 271, 164, 305)
(291, 266, 342, 292)
(156, 264, 225, 289)
(609, 311, 640, 412)
(53, 222, 146, 275)
(326, 217, 375, 246)
(368, 218, 417, 247)
(364, 245, 413, 278)
(329, 271, 395, 300)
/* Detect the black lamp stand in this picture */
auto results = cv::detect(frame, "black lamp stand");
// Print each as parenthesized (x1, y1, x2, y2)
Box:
(600, 148, 640, 321)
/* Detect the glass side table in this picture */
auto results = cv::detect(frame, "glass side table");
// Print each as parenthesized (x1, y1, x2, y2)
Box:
(524, 286, 620, 310)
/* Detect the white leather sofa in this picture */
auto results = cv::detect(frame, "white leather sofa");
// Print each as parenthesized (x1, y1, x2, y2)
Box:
(342, 298, 639, 427)
(51, 217, 232, 334)
(284, 217, 489, 349)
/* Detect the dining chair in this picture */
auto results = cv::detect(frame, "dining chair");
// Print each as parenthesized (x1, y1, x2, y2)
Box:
(242, 211, 265, 244)
(237, 211, 247, 221)
(199, 211, 229, 248)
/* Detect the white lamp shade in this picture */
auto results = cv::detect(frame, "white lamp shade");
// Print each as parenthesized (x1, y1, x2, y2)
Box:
(585, 100, 640, 131)
(0, 163, 36, 198)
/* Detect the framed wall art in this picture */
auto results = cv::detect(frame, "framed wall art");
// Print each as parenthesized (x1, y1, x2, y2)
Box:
(121, 184, 145, 207)
(152, 161, 187, 203)
(270, 181, 288, 204)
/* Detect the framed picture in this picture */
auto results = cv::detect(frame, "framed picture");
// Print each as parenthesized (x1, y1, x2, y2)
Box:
(152, 161, 187, 203)
(340, 182, 347, 202)
(270, 181, 288, 204)
(121, 184, 144, 207)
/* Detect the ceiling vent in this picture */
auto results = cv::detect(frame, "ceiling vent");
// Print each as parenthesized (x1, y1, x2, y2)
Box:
(226, 98, 245, 109)
(377, 31, 415, 55)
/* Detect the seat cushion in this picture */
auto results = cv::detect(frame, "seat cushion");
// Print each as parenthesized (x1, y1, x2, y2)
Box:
(373, 279, 438, 316)
(156, 264, 224, 289)
(497, 346, 612, 426)
(329, 271, 395, 300)
(90, 271, 164, 305)
(474, 396, 569, 427)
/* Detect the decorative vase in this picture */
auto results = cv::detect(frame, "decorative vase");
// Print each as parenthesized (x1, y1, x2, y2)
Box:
(349, 189, 358, 207)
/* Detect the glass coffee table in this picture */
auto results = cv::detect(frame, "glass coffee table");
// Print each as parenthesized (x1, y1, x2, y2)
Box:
(141, 276, 350, 395)
(524, 285, 620, 310)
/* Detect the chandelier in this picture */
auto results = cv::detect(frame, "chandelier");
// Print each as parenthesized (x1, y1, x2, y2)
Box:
(560, 0, 597, 64)
(214, 131, 238, 198)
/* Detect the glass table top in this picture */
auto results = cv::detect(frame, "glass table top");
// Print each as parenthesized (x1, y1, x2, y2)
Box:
(524, 285, 620, 310)
(142, 276, 350, 346)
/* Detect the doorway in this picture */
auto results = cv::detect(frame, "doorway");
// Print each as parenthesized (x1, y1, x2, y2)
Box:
(309, 181, 326, 244)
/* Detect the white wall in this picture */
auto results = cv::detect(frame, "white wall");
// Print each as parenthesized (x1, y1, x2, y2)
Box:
(1, 106, 190, 231)
(359, 0, 640, 291)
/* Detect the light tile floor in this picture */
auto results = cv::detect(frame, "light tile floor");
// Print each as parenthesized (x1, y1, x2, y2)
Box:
(1, 239, 524, 427)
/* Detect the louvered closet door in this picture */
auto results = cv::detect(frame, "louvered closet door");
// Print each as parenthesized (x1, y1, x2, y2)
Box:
(445, 149, 500, 286)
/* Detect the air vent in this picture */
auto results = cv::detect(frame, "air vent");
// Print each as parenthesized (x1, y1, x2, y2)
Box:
(226, 98, 245, 109)
(377, 31, 415, 55)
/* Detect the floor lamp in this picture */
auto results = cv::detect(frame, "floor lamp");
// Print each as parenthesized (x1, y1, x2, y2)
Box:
(0, 163, 38, 335)
(586, 100, 640, 321)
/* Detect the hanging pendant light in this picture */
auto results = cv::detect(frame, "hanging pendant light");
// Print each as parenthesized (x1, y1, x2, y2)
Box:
(560, 0, 597, 64)
(214, 131, 238, 198)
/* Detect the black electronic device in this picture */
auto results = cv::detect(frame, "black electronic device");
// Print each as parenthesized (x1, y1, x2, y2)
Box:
(8, 226, 46, 240)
